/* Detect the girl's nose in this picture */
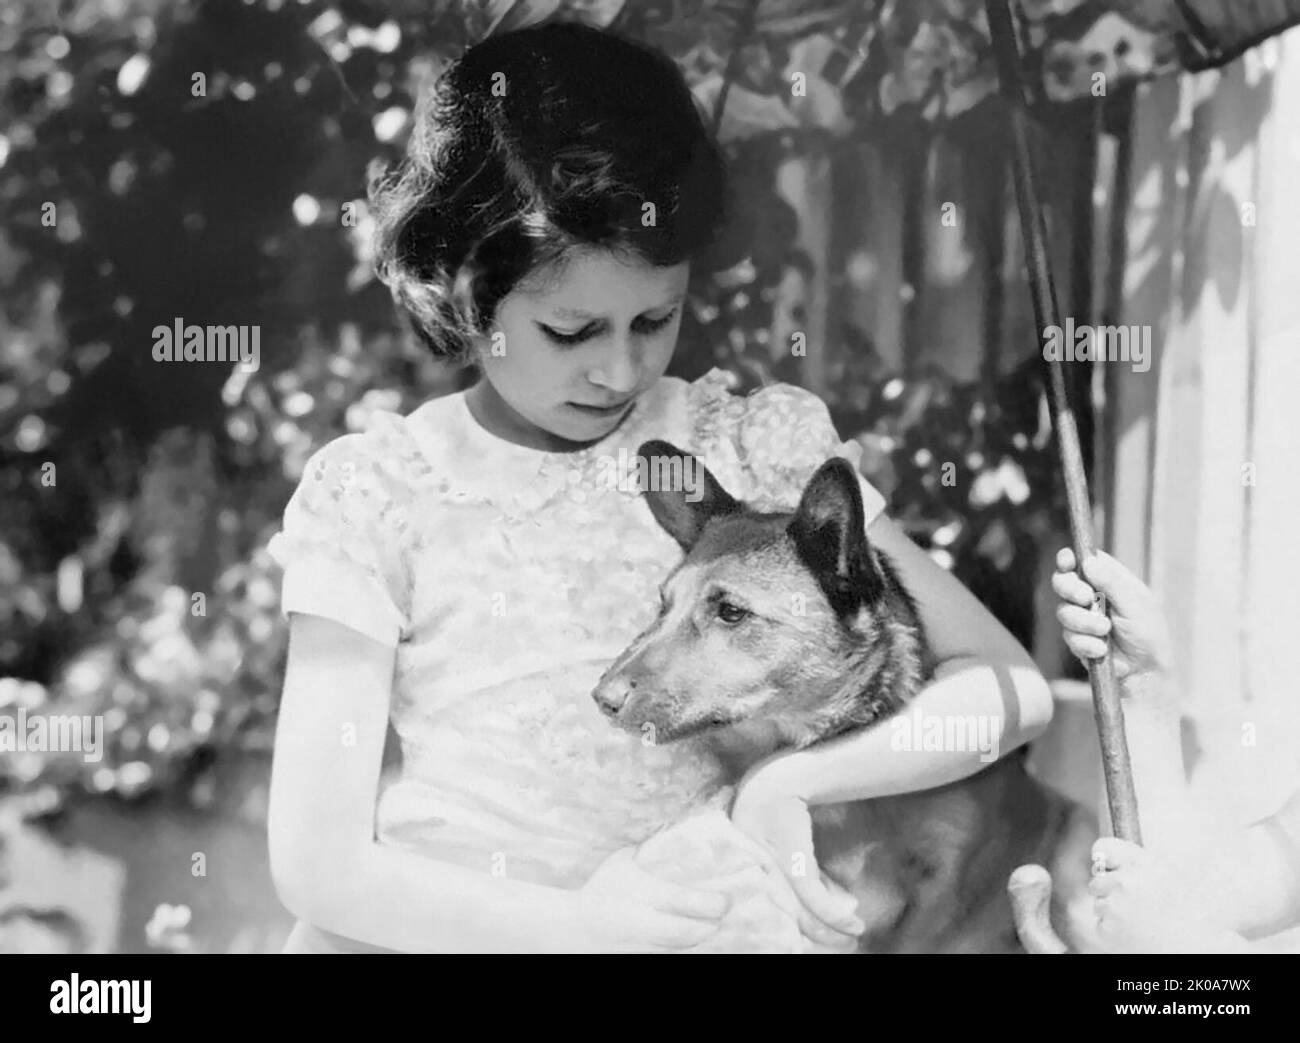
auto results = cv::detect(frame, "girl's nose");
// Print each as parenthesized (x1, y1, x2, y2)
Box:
(588, 339, 640, 394)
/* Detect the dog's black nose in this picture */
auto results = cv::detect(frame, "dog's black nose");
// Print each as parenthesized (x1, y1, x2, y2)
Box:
(593, 677, 636, 716)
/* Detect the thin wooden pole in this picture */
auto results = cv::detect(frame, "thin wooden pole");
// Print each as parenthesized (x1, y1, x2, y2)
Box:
(1099, 88, 1136, 558)
(984, 0, 1142, 844)
(899, 125, 931, 381)
(709, 0, 760, 141)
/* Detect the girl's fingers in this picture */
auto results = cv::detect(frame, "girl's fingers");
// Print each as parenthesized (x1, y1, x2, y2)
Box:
(616, 939, 687, 954)
(797, 908, 860, 950)
(803, 935, 860, 954)
(1056, 547, 1077, 574)
(1052, 568, 1098, 608)
(790, 873, 865, 934)
(636, 909, 724, 949)
(627, 849, 728, 921)
(1057, 603, 1112, 638)
(820, 873, 859, 908)
(644, 878, 729, 921)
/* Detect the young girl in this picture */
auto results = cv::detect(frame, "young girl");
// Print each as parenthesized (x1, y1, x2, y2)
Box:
(266, 21, 1053, 954)
(1054, 548, 1300, 952)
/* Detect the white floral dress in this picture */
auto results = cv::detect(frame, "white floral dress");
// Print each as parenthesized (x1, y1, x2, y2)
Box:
(268, 367, 887, 953)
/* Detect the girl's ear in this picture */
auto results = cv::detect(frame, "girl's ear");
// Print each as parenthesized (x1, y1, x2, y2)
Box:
(787, 457, 885, 615)
(636, 439, 740, 550)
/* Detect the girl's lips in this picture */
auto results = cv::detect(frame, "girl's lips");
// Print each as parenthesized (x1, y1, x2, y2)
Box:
(568, 400, 632, 416)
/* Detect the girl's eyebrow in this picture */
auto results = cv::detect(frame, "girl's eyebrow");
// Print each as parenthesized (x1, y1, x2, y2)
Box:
(550, 295, 683, 320)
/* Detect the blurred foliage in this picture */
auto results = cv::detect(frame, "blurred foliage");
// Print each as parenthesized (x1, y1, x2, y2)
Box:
(0, 0, 1065, 865)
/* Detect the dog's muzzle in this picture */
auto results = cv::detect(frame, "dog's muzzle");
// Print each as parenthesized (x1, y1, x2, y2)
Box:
(592, 675, 637, 718)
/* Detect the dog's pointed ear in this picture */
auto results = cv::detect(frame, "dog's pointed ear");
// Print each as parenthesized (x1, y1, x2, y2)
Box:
(636, 439, 740, 550)
(787, 457, 884, 616)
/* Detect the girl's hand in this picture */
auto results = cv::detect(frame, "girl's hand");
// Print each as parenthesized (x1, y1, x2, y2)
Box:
(1052, 548, 1172, 690)
(1089, 837, 1239, 953)
(559, 846, 729, 953)
(729, 777, 865, 953)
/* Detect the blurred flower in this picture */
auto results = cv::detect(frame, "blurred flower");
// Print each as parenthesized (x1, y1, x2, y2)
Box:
(0, 678, 48, 710)
(144, 903, 193, 952)
(975, 518, 1017, 571)
(345, 388, 402, 432)
(283, 391, 314, 417)
(931, 519, 962, 547)
(15, 414, 46, 451)
(116, 54, 150, 95)
(292, 194, 320, 226)
(115, 761, 153, 797)
(372, 107, 409, 143)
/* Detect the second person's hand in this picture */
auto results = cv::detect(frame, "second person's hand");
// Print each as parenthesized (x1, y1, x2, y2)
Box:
(1052, 548, 1172, 690)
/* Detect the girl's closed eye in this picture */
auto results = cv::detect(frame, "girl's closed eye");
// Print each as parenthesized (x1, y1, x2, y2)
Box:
(539, 309, 678, 346)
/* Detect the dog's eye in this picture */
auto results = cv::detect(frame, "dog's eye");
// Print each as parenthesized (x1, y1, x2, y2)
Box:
(716, 601, 750, 625)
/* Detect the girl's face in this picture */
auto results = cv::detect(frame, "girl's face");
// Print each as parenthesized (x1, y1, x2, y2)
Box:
(467, 247, 690, 451)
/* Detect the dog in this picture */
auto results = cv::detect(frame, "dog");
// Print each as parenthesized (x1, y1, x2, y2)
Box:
(592, 440, 1096, 953)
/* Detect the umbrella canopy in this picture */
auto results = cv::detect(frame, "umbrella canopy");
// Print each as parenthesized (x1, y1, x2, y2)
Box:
(872, 0, 1300, 117)
(489, 1, 1300, 135)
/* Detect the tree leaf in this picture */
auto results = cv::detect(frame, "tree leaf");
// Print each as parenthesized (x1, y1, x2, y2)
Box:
(562, 0, 628, 28)
(485, 0, 564, 36)
(692, 73, 800, 141)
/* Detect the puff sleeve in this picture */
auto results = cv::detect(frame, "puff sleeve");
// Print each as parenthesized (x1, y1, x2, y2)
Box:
(732, 381, 888, 524)
(266, 430, 413, 646)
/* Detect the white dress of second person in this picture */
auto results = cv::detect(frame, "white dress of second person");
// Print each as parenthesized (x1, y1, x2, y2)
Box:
(268, 367, 888, 953)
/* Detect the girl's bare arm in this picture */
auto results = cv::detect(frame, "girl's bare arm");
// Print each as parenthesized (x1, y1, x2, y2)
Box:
(267, 613, 578, 953)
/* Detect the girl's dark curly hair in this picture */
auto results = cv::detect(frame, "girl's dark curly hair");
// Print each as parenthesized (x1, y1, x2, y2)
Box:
(369, 21, 731, 364)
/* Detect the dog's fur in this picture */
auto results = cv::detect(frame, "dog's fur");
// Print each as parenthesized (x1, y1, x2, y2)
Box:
(592, 440, 1095, 953)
